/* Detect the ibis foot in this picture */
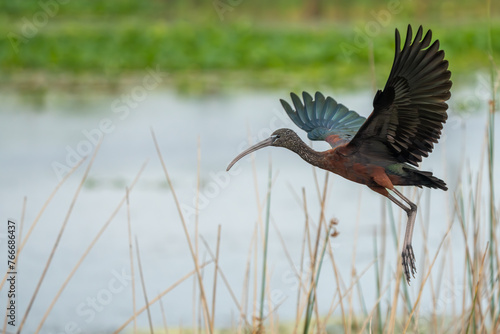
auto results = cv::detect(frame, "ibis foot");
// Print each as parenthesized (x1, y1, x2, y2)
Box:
(402, 244, 416, 284)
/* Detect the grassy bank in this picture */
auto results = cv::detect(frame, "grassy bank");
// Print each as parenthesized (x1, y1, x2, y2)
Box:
(0, 1, 499, 92)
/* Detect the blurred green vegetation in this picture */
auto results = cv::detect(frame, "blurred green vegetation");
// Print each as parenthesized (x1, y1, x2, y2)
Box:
(0, 0, 499, 92)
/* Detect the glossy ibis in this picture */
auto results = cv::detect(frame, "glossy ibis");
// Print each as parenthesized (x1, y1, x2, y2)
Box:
(227, 25, 451, 284)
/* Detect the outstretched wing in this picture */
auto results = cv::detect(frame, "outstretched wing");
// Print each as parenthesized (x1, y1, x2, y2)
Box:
(280, 91, 366, 148)
(347, 25, 452, 166)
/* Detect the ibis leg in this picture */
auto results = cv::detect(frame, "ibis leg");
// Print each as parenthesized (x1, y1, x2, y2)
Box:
(388, 189, 417, 284)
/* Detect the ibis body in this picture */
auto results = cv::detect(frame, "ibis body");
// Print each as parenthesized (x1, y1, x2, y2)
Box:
(227, 25, 452, 284)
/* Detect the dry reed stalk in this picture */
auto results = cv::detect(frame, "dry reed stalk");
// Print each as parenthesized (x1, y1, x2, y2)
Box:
(135, 237, 154, 334)
(238, 223, 258, 332)
(245, 127, 263, 331)
(292, 188, 311, 334)
(271, 218, 308, 295)
(19, 140, 101, 333)
(402, 225, 453, 333)
(198, 236, 250, 328)
(258, 159, 273, 331)
(159, 295, 169, 334)
(193, 136, 202, 334)
(347, 189, 363, 334)
(126, 187, 137, 334)
(358, 278, 394, 333)
(113, 261, 212, 333)
(323, 258, 377, 326)
(0, 157, 86, 294)
(151, 129, 212, 333)
(304, 173, 329, 332)
(465, 243, 489, 332)
(252, 219, 259, 330)
(34, 160, 148, 333)
(210, 225, 222, 329)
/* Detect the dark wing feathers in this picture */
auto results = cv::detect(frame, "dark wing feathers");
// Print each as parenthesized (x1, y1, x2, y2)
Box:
(280, 91, 366, 148)
(349, 25, 452, 166)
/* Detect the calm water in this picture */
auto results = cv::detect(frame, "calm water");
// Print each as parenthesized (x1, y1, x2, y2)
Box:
(0, 83, 498, 332)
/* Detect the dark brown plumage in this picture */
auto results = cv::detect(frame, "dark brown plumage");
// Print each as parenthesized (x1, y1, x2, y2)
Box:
(349, 25, 452, 167)
(227, 25, 452, 285)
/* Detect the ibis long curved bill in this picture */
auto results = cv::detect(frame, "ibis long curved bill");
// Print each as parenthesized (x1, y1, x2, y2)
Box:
(226, 136, 276, 171)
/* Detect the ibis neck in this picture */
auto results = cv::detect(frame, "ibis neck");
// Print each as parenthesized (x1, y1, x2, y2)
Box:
(285, 139, 328, 170)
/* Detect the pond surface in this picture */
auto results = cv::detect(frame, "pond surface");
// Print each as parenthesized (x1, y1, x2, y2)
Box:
(0, 82, 498, 332)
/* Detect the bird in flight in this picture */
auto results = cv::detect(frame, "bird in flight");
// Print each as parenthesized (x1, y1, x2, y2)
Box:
(227, 25, 451, 284)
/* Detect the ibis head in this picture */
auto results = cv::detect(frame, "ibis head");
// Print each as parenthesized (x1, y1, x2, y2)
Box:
(226, 128, 302, 171)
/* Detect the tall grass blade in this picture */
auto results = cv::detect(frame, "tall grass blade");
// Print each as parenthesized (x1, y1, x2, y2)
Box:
(210, 225, 222, 329)
(402, 225, 453, 333)
(0, 156, 86, 293)
(303, 224, 333, 334)
(151, 129, 212, 333)
(34, 161, 148, 333)
(374, 231, 383, 334)
(486, 0, 499, 323)
(159, 296, 169, 334)
(126, 188, 137, 334)
(18, 140, 101, 333)
(258, 159, 273, 331)
(199, 236, 250, 327)
(193, 136, 202, 334)
(135, 236, 154, 334)
(113, 261, 212, 333)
